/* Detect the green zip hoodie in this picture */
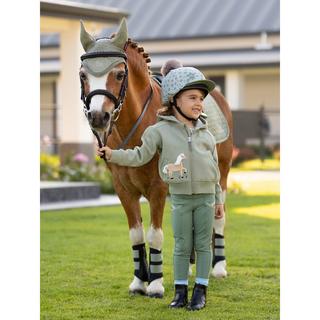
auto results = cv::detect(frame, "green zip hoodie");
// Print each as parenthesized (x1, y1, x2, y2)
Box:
(109, 115, 224, 204)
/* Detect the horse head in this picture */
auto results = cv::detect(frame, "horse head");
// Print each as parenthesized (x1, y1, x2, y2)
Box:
(178, 153, 186, 161)
(79, 18, 129, 141)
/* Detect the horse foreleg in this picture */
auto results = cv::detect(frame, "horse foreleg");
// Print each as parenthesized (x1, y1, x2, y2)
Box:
(145, 185, 167, 298)
(113, 180, 149, 294)
(129, 225, 149, 295)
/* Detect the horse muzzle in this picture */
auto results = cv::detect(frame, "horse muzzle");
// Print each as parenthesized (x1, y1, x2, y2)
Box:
(86, 110, 111, 130)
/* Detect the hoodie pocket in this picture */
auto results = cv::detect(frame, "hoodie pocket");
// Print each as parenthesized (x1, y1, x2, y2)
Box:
(195, 151, 219, 182)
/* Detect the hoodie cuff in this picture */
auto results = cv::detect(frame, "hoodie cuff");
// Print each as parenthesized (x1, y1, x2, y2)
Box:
(215, 192, 224, 205)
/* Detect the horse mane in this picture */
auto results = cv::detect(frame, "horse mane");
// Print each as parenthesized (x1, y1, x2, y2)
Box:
(110, 33, 152, 78)
(126, 38, 152, 74)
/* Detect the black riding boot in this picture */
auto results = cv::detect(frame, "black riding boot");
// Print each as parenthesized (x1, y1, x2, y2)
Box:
(168, 284, 188, 308)
(188, 283, 207, 311)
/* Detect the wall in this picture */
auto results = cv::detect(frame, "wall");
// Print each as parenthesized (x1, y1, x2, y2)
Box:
(243, 71, 280, 111)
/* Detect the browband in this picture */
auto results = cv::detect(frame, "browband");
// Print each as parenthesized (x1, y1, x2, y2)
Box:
(81, 51, 127, 61)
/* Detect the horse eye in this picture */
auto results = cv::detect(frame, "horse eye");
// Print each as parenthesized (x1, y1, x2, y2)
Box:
(116, 71, 125, 81)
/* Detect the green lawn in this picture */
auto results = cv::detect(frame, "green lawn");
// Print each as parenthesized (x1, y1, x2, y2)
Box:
(41, 188, 279, 319)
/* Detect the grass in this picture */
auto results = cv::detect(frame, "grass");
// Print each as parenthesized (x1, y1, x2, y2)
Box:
(41, 178, 279, 320)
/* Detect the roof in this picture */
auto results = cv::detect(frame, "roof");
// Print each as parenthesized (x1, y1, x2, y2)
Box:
(41, 47, 280, 74)
(150, 47, 280, 69)
(41, 0, 279, 46)
(40, 0, 129, 23)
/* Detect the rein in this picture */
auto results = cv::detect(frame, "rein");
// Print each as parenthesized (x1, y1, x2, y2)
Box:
(117, 85, 153, 150)
(80, 48, 154, 162)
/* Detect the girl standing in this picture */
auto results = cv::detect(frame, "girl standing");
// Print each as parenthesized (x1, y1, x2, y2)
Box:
(98, 65, 224, 311)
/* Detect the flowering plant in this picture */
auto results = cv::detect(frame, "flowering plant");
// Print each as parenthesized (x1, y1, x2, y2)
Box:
(40, 152, 114, 194)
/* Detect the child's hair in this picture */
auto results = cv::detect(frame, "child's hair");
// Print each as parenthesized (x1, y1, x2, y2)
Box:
(160, 59, 183, 77)
(157, 105, 174, 116)
(157, 59, 185, 116)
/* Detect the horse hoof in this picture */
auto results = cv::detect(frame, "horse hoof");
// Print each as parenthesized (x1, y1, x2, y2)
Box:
(129, 276, 147, 295)
(129, 289, 147, 296)
(147, 292, 163, 299)
(146, 277, 164, 298)
(211, 260, 227, 278)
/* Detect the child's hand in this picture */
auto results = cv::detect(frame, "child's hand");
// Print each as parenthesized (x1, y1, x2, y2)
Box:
(96, 144, 112, 160)
(215, 204, 225, 219)
(96, 143, 112, 159)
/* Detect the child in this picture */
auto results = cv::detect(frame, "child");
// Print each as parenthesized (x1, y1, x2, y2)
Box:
(98, 65, 225, 311)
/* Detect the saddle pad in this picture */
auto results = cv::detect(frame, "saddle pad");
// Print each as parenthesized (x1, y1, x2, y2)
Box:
(203, 94, 229, 144)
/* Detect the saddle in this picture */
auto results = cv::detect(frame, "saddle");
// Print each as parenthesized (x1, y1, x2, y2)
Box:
(202, 94, 229, 144)
(152, 73, 229, 144)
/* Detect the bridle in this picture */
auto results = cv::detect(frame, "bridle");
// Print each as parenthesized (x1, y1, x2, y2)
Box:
(80, 46, 154, 162)
(80, 51, 128, 121)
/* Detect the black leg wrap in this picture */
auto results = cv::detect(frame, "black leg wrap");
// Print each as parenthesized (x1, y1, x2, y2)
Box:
(212, 233, 226, 267)
(149, 248, 163, 283)
(132, 243, 149, 282)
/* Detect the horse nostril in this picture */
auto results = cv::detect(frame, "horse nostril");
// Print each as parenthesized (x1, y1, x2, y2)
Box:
(87, 111, 92, 120)
(103, 112, 110, 122)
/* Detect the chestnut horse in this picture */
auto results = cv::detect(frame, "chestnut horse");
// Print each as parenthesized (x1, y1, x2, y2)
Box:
(79, 19, 233, 297)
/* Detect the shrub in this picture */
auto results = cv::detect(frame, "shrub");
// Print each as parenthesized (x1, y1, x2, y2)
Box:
(236, 158, 280, 171)
(40, 153, 60, 180)
(232, 145, 275, 166)
(227, 180, 244, 194)
(40, 153, 115, 194)
(272, 144, 280, 160)
(232, 146, 258, 166)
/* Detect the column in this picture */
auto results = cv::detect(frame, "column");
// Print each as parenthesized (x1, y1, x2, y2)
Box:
(225, 70, 244, 110)
(57, 20, 94, 163)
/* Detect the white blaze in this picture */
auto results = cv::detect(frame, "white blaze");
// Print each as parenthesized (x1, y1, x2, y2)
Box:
(87, 73, 108, 112)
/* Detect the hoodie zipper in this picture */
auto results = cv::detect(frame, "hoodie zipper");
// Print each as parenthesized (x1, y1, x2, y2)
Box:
(186, 126, 193, 151)
(185, 126, 193, 194)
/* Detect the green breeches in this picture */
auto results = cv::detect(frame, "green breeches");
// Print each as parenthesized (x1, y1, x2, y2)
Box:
(170, 194, 215, 281)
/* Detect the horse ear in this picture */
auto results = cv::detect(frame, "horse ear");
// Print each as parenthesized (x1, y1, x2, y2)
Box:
(80, 20, 95, 52)
(110, 18, 128, 49)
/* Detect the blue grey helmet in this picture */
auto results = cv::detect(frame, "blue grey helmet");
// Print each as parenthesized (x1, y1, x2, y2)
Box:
(161, 67, 215, 106)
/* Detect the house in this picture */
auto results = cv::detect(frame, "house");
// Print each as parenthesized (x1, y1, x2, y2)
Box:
(41, 0, 280, 156)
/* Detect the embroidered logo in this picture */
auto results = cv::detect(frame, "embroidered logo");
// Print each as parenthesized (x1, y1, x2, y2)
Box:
(162, 153, 187, 179)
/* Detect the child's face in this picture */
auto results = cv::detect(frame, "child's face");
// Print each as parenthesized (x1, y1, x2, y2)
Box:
(175, 89, 205, 119)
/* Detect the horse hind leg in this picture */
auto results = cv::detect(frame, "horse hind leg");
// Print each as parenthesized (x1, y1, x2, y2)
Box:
(189, 161, 229, 277)
(146, 225, 164, 298)
(211, 155, 230, 278)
